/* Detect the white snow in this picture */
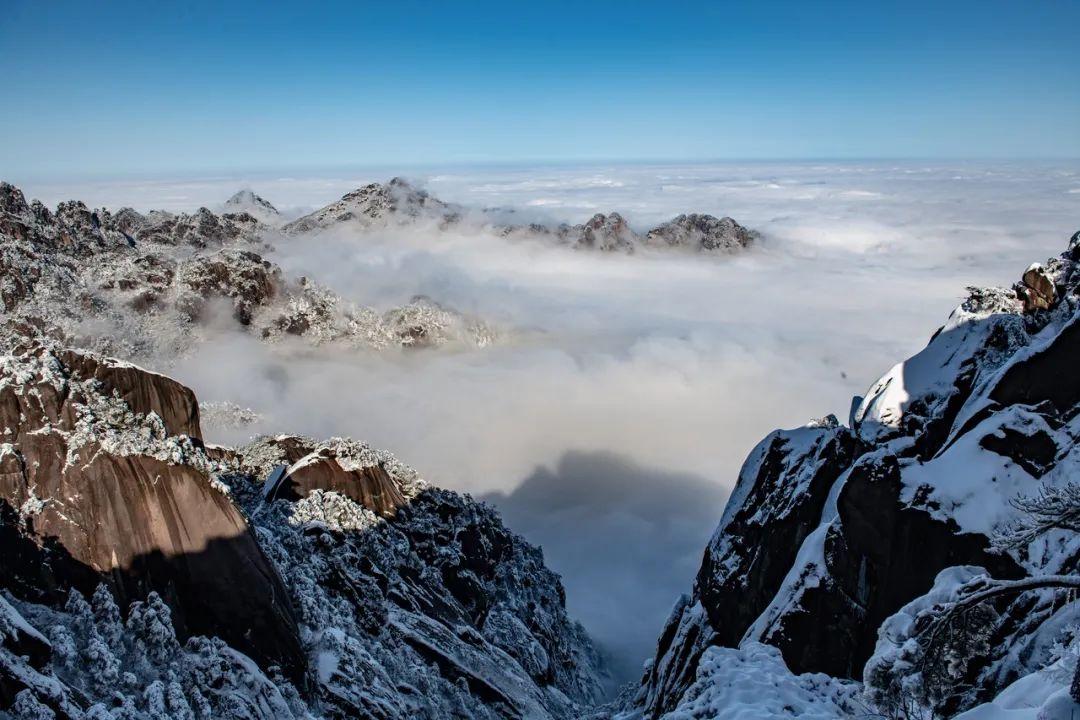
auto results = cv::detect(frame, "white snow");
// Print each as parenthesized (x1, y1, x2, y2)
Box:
(955, 671, 1078, 720)
(657, 643, 858, 720)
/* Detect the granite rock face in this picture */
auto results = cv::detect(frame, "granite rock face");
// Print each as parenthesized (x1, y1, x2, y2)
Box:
(0, 346, 307, 690)
(0, 345, 607, 719)
(633, 232, 1080, 719)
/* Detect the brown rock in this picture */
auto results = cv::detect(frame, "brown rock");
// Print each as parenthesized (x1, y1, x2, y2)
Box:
(257, 436, 407, 517)
(0, 347, 306, 687)
(55, 348, 202, 439)
(1018, 264, 1056, 312)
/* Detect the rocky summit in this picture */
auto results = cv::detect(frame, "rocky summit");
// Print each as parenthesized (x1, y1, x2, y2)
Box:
(0, 181, 497, 362)
(223, 190, 281, 225)
(277, 176, 759, 255)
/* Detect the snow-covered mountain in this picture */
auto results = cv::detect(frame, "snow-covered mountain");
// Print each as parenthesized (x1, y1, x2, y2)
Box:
(223, 189, 281, 225)
(597, 232, 1080, 719)
(0, 182, 496, 362)
(0, 345, 608, 719)
(4, 171, 1078, 720)
(280, 177, 758, 254)
(281, 177, 458, 235)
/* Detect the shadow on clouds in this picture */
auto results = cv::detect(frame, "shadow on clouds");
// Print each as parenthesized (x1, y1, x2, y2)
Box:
(482, 450, 728, 687)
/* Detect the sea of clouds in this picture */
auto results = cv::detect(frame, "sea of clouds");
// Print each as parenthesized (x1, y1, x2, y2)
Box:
(19, 160, 1080, 686)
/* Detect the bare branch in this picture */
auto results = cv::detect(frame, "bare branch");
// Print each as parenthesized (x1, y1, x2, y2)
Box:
(993, 481, 1080, 551)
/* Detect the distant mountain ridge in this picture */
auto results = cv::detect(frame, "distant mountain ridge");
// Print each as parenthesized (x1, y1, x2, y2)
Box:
(0, 181, 497, 362)
(280, 176, 759, 253)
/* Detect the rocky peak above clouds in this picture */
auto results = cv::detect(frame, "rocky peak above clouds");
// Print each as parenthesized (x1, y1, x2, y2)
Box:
(275, 176, 759, 254)
(224, 189, 281, 225)
(0, 181, 497, 363)
(281, 177, 457, 235)
(645, 213, 758, 252)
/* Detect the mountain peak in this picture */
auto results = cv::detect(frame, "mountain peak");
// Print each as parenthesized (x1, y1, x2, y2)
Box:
(224, 189, 280, 222)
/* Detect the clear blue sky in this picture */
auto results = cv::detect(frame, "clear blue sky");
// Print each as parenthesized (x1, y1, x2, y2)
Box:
(2, 0, 1078, 178)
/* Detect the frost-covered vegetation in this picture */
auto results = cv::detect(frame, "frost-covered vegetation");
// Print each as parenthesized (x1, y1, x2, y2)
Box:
(0, 182, 498, 366)
(0, 345, 606, 719)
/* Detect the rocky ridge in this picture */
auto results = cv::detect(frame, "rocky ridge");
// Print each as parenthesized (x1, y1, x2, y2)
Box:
(0, 182, 497, 362)
(281, 177, 758, 254)
(0, 343, 608, 719)
(613, 231, 1080, 719)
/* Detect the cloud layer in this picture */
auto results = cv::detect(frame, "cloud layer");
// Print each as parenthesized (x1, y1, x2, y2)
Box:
(28, 161, 1079, 686)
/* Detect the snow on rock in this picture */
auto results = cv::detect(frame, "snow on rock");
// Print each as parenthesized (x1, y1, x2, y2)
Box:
(279, 176, 757, 255)
(954, 658, 1080, 720)
(199, 400, 262, 430)
(628, 231, 1080, 720)
(656, 643, 859, 720)
(644, 214, 758, 253)
(261, 285, 498, 351)
(0, 343, 607, 718)
(245, 481, 609, 719)
(282, 177, 458, 235)
(0, 344, 308, 690)
(223, 189, 281, 226)
(0, 181, 502, 361)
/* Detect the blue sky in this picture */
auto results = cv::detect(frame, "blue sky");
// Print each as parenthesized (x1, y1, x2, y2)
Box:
(2, 0, 1078, 178)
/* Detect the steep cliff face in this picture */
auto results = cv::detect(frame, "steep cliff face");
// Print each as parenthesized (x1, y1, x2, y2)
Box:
(635, 233, 1080, 718)
(0, 344, 607, 720)
(0, 346, 307, 689)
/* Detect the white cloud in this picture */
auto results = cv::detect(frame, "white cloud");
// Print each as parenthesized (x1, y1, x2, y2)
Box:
(24, 161, 1080, 681)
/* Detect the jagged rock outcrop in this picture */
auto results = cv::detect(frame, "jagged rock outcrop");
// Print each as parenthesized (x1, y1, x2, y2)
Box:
(1017, 263, 1057, 313)
(0, 344, 607, 719)
(645, 213, 757, 252)
(0, 346, 307, 689)
(564, 213, 639, 252)
(255, 436, 408, 517)
(282, 177, 457, 235)
(176, 248, 282, 324)
(695, 418, 863, 649)
(132, 207, 262, 248)
(260, 286, 497, 350)
(633, 232, 1080, 719)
